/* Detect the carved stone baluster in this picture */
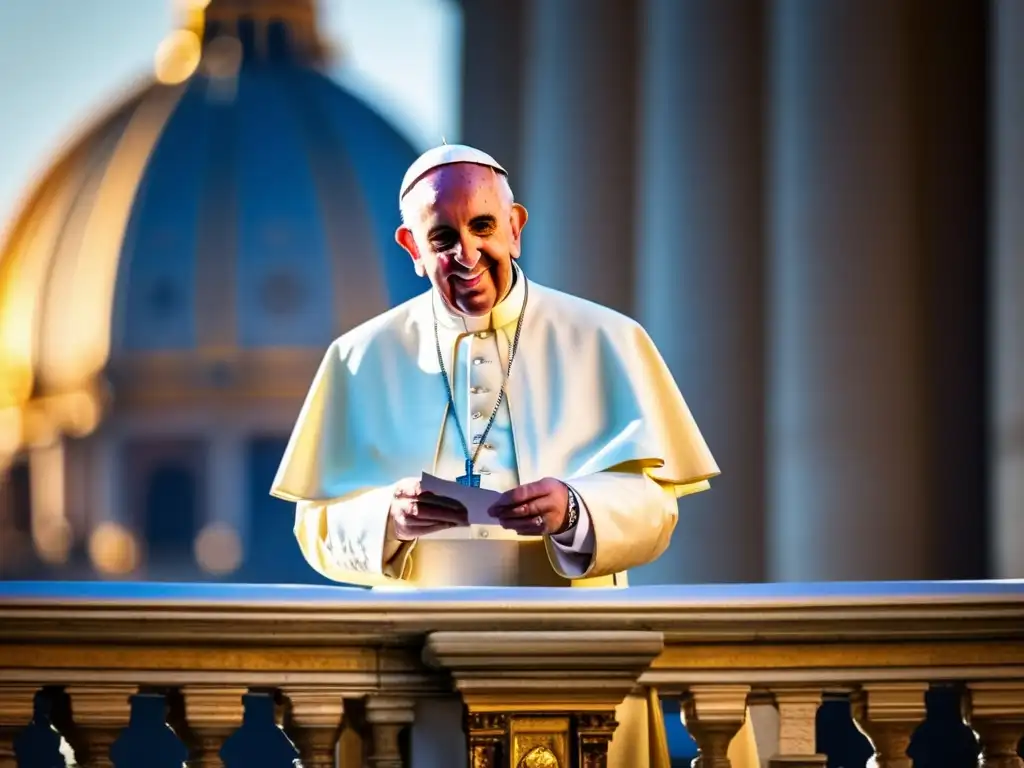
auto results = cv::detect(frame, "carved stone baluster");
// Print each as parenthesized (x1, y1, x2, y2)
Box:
(770, 688, 826, 768)
(854, 683, 928, 768)
(365, 696, 415, 768)
(577, 712, 618, 768)
(282, 687, 345, 768)
(968, 682, 1024, 768)
(0, 686, 37, 768)
(182, 686, 246, 767)
(682, 685, 751, 768)
(467, 712, 507, 768)
(66, 685, 135, 768)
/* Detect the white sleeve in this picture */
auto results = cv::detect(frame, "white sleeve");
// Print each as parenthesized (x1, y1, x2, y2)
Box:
(322, 484, 399, 573)
(293, 484, 413, 583)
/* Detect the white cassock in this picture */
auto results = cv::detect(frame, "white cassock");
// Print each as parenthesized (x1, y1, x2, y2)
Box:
(270, 263, 760, 767)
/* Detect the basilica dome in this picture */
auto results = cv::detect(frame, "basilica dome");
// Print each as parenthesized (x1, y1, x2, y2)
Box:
(0, 0, 423, 462)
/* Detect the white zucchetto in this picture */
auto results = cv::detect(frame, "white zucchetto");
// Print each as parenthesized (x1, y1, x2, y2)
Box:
(399, 143, 507, 203)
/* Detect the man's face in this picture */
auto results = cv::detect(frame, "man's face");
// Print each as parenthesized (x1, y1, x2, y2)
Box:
(396, 164, 527, 316)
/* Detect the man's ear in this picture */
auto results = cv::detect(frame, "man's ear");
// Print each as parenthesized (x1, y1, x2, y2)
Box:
(509, 203, 528, 259)
(395, 226, 425, 276)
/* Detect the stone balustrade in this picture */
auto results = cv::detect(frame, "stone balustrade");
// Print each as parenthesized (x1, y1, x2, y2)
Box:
(0, 580, 1022, 767)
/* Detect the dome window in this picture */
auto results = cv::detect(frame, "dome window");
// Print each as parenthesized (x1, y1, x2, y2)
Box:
(147, 278, 180, 320)
(260, 271, 305, 317)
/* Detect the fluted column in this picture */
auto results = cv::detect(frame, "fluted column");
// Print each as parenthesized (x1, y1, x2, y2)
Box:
(992, 0, 1024, 579)
(519, 0, 637, 315)
(768, 0, 930, 581)
(854, 683, 928, 768)
(631, 0, 766, 584)
(66, 685, 135, 768)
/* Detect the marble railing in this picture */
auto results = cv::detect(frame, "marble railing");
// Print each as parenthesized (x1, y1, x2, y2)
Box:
(0, 580, 1022, 768)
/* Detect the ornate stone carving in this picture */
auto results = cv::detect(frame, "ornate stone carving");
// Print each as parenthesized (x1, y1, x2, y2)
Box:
(469, 712, 509, 731)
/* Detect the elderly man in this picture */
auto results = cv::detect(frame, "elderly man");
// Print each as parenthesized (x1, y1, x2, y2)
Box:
(271, 145, 758, 767)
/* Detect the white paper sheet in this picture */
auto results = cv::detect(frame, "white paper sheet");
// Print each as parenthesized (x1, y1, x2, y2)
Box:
(419, 472, 502, 525)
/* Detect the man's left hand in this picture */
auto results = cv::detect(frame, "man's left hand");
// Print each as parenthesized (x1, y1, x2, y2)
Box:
(487, 477, 570, 536)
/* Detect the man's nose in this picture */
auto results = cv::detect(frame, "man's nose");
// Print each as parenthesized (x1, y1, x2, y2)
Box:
(454, 236, 482, 269)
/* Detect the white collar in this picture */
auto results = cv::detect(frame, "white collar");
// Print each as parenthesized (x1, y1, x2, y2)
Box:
(432, 262, 527, 334)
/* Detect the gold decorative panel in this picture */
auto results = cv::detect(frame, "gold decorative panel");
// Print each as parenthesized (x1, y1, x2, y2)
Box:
(518, 745, 560, 767)
(510, 716, 569, 768)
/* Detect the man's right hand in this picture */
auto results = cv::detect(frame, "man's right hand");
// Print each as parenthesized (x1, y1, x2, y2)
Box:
(389, 477, 468, 541)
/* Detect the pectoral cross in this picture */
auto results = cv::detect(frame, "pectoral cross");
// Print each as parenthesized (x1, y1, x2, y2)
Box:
(456, 459, 481, 487)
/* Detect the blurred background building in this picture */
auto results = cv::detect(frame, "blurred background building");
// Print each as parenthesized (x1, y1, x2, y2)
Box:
(0, 0, 1020, 586)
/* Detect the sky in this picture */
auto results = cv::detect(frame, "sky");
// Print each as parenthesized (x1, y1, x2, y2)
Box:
(0, 0, 462, 234)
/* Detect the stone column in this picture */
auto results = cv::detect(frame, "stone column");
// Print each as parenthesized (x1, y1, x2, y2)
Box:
(853, 683, 928, 768)
(66, 685, 135, 768)
(182, 685, 246, 767)
(365, 696, 415, 768)
(457, 0, 526, 184)
(281, 686, 344, 768)
(29, 440, 71, 565)
(630, 0, 766, 584)
(519, 0, 638, 316)
(991, 0, 1024, 579)
(967, 682, 1024, 768)
(682, 685, 751, 768)
(767, 0, 931, 581)
(769, 688, 826, 768)
(194, 432, 244, 576)
(86, 434, 140, 577)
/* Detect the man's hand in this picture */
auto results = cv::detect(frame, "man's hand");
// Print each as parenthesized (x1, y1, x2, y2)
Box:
(487, 477, 570, 536)
(389, 477, 468, 542)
